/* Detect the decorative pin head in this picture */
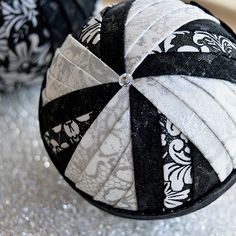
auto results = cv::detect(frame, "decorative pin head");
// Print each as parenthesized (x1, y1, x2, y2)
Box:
(118, 73, 134, 87)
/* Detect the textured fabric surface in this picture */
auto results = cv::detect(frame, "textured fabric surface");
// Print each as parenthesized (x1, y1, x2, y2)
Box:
(130, 87, 164, 211)
(100, 0, 134, 75)
(39, 0, 236, 218)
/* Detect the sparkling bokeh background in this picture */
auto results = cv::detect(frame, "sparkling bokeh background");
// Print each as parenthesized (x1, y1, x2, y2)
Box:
(0, 84, 235, 235)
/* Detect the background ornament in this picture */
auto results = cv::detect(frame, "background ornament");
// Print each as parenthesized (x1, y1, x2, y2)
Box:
(0, 0, 99, 91)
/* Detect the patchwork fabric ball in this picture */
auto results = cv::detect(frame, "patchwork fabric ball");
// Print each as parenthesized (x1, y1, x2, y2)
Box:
(39, 0, 236, 219)
(0, 0, 98, 90)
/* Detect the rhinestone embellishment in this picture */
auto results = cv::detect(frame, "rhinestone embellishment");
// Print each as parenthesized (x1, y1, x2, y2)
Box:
(118, 73, 134, 87)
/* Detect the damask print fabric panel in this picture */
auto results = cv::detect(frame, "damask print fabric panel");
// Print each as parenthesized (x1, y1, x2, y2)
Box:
(153, 30, 236, 57)
(78, 9, 105, 58)
(159, 114, 192, 210)
(39, 0, 236, 219)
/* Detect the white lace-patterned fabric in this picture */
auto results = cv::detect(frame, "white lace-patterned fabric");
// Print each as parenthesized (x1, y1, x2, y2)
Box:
(124, 0, 219, 74)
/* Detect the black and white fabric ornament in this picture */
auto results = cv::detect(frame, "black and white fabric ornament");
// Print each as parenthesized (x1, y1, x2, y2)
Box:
(0, 0, 99, 90)
(39, 0, 236, 219)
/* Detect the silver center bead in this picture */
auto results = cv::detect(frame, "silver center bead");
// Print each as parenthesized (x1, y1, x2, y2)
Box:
(118, 73, 134, 87)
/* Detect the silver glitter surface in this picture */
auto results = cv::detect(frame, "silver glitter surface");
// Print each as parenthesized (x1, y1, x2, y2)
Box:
(0, 84, 236, 236)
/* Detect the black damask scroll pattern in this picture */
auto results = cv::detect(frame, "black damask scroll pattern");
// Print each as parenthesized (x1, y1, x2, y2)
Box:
(159, 114, 192, 209)
(78, 9, 106, 58)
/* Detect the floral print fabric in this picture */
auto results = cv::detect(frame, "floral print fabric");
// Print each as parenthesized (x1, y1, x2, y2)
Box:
(0, 0, 52, 90)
